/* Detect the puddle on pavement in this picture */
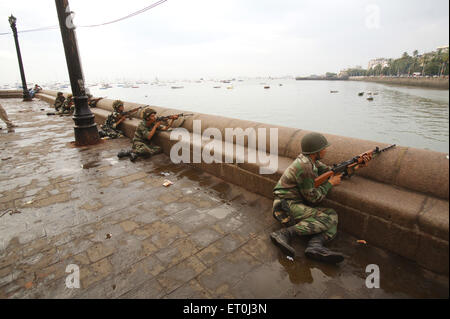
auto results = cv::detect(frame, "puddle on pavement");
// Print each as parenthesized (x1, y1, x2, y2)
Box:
(5, 127, 37, 133)
(147, 164, 215, 187)
(271, 234, 449, 298)
(104, 157, 119, 165)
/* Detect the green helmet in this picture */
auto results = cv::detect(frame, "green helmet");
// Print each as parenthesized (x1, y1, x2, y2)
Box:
(112, 100, 123, 111)
(301, 132, 330, 154)
(143, 108, 156, 119)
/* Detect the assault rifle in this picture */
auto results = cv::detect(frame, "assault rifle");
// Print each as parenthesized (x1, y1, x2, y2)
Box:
(156, 113, 194, 122)
(314, 144, 396, 187)
(121, 106, 144, 117)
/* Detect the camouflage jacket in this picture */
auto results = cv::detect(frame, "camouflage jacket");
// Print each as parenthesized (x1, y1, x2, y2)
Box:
(132, 120, 161, 144)
(102, 111, 122, 130)
(273, 153, 333, 205)
(54, 96, 65, 109)
(61, 98, 73, 110)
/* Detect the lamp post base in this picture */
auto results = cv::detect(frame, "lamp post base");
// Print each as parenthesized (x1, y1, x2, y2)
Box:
(73, 123, 100, 146)
(22, 91, 32, 101)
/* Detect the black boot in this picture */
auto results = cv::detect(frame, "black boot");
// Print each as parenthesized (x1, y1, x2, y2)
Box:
(270, 226, 298, 257)
(304, 234, 344, 264)
(117, 149, 132, 158)
(129, 152, 138, 162)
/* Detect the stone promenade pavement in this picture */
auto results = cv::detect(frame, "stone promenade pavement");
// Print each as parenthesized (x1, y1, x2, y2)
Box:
(0, 98, 448, 299)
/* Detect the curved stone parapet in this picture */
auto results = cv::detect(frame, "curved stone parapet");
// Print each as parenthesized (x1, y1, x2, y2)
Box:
(31, 90, 450, 275)
(0, 89, 23, 99)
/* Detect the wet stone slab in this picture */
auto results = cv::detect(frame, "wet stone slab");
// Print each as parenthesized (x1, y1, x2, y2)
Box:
(0, 98, 448, 299)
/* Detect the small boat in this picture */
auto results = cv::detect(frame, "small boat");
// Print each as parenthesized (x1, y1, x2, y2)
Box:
(330, 90, 338, 93)
(367, 96, 374, 101)
(226, 86, 233, 89)
(213, 86, 221, 88)
(264, 86, 270, 89)
(358, 92, 364, 96)
(373, 92, 378, 95)
(171, 86, 184, 89)
(279, 84, 283, 86)
(100, 83, 112, 89)
(132, 86, 139, 88)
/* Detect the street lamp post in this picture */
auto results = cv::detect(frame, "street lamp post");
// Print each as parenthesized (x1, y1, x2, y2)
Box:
(8, 15, 32, 102)
(55, 0, 100, 146)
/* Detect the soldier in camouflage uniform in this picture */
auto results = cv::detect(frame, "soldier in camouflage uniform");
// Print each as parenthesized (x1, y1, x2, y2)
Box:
(270, 132, 346, 264)
(53, 92, 66, 112)
(98, 100, 127, 139)
(117, 108, 178, 162)
(87, 94, 103, 108)
(58, 94, 74, 114)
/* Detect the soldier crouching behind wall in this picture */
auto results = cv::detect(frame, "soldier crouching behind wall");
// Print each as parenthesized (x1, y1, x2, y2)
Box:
(53, 92, 66, 112)
(270, 132, 345, 264)
(117, 108, 178, 162)
(98, 100, 127, 139)
(58, 94, 74, 115)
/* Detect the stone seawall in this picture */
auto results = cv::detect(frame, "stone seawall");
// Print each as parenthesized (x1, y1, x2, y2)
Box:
(2, 89, 449, 275)
(349, 76, 449, 89)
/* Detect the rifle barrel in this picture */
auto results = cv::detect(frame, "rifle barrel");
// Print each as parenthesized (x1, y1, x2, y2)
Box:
(376, 144, 396, 153)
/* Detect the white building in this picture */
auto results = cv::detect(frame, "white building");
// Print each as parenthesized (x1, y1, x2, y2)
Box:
(368, 58, 389, 70)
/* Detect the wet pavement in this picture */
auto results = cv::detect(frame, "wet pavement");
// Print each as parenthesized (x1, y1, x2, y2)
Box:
(0, 98, 448, 299)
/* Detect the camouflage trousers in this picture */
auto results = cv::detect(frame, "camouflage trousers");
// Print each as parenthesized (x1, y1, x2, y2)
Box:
(99, 125, 123, 139)
(272, 197, 338, 241)
(132, 142, 162, 157)
(58, 105, 74, 115)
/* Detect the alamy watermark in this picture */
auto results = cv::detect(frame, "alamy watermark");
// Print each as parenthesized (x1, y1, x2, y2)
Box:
(65, 5, 76, 29)
(169, 120, 279, 174)
(365, 264, 380, 288)
(65, 264, 80, 289)
(365, 4, 381, 29)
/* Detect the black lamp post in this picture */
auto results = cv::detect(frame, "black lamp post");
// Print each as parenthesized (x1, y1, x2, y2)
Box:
(55, 0, 99, 146)
(8, 14, 32, 101)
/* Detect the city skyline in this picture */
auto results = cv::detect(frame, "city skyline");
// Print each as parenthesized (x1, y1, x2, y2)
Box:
(0, 0, 449, 84)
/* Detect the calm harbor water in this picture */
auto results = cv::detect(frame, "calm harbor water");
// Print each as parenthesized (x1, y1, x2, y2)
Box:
(89, 79, 449, 153)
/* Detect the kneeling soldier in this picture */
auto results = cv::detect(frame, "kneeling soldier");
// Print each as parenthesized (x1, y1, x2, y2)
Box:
(58, 94, 74, 114)
(53, 92, 66, 112)
(270, 132, 345, 264)
(117, 108, 178, 162)
(99, 100, 128, 139)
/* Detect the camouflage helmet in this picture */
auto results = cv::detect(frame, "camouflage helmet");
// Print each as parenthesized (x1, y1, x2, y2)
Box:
(112, 100, 124, 111)
(57, 91, 64, 96)
(143, 108, 156, 119)
(67, 94, 73, 99)
(301, 132, 330, 154)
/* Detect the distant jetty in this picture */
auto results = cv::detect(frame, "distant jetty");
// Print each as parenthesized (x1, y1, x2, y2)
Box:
(295, 76, 348, 81)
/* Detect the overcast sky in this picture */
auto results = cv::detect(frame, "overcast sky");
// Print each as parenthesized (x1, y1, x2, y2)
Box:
(0, 0, 448, 84)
